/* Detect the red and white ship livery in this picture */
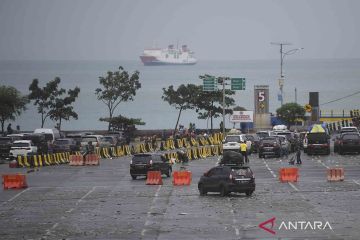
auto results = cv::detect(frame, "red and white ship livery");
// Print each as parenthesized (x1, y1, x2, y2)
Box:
(140, 44, 197, 65)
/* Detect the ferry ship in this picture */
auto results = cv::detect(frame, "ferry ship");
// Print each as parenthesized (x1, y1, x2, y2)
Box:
(140, 44, 197, 65)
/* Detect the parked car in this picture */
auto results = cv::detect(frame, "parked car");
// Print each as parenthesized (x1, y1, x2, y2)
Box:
(337, 133, 360, 154)
(99, 136, 118, 147)
(340, 126, 359, 135)
(130, 153, 172, 180)
(106, 131, 127, 145)
(9, 140, 38, 158)
(80, 135, 103, 148)
(34, 128, 60, 143)
(275, 135, 291, 156)
(66, 133, 84, 151)
(22, 133, 48, 154)
(275, 131, 297, 152)
(306, 133, 330, 155)
(222, 134, 251, 154)
(198, 165, 255, 197)
(245, 134, 260, 153)
(52, 138, 78, 153)
(256, 131, 275, 140)
(258, 137, 282, 158)
(0, 137, 13, 160)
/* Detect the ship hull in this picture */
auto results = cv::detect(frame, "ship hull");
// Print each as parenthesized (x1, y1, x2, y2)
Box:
(140, 56, 197, 66)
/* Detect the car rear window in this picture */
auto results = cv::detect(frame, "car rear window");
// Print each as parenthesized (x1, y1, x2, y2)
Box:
(342, 134, 360, 140)
(307, 133, 329, 144)
(262, 139, 277, 144)
(0, 137, 11, 144)
(225, 136, 240, 142)
(132, 155, 152, 163)
(54, 140, 70, 145)
(12, 142, 30, 148)
(82, 137, 98, 142)
(232, 168, 252, 176)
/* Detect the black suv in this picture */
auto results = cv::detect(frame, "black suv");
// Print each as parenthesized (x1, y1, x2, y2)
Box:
(130, 153, 172, 180)
(307, 133, 330, 155)
(0, 137, 12, 161)
(198, 165, 255, 197)
(258, 137, 282, 158)
(338, 133, 360, 154)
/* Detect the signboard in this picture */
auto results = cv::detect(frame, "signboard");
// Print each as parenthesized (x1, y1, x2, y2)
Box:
(202, 76, 217, 91)
(231, 78, 246, 90)
(254, 85, 269, 114)
(230, 111, 254, 123)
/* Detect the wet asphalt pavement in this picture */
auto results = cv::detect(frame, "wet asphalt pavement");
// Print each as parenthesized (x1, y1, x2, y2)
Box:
(1, 149, 360, 240)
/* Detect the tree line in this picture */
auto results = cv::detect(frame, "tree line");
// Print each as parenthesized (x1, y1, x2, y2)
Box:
(0, 65, 305, 134)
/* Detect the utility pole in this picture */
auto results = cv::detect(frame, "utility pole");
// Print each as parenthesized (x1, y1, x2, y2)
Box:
(271, 42, 291, 106)
(271, 42, 303, 107)
(295, 87, 297, 103)
(221, 77, 226, 136)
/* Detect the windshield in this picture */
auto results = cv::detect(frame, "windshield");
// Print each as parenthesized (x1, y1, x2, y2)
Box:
(256, 132, 269, 139)
(225, 136, 240, 143)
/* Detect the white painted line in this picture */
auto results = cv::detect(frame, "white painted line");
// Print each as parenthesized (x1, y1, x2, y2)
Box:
(353, 180, 360, 186)
(141, 185, 162, 236)
(230, 209, 240, 236)
(7, 187, 30, 203)
(76, 186, 96, 205)
(263, 160, 277, 178)
(65, 208, 74, 213)
(320, 162, 330, 169)
(288, 182, 299, 192)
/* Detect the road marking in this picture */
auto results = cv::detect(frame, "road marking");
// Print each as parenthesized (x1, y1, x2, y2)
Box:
(76, 186, 96, 205)
(288, 182, 299, 192)
(230, 209, 240, 236)
(141, 185, 162, 236)
(263, 160, 277, 178)
(1, 188, 31, 206)
(320, 162, 330, 169)
(353, 180, 360, 186)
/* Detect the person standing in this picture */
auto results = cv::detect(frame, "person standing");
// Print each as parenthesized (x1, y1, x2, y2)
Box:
(7, 123, 13, 134)
(296, 142, 302, 165)
(240, 141, 249, 163)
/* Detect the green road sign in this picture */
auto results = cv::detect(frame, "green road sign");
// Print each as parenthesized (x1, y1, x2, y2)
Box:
(203, 76, 217, 91)
(231, 78, 246, 90)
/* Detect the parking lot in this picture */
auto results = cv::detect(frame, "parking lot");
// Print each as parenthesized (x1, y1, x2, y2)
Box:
(1, 150, 360, 239)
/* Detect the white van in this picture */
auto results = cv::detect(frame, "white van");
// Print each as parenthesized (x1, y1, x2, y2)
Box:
(34, 128, 60, 143)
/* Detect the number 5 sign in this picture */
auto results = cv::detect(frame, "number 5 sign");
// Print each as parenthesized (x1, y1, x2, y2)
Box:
(254, 85, 269, 114)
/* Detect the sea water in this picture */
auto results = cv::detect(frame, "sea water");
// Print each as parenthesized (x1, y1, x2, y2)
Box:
(1, 59, 360, 131)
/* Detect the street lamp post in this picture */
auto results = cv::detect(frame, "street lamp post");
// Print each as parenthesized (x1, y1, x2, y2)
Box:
(271, 42, 303, 106)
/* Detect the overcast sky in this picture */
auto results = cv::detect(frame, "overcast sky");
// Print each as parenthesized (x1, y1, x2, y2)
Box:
(0, 0, 359, 60)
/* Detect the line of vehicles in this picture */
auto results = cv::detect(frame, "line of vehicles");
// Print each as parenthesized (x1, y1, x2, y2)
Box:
(0, 128, 127, 161)
(222, 125, 360, 158)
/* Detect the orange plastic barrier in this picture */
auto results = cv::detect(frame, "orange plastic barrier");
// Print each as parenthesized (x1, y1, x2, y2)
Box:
(2, 174, 28, 190)
(173, 171, 192, 186)
(84, 154, 100, 166)
(327, 168, 344, 182)
(279, 168, 299, 183)
(69, 155, 84, 166)
(146, 171, 163, 185)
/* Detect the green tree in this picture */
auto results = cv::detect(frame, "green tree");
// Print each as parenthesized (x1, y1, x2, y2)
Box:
(28, 77, 64, 127)
(0, 85, 28, 134)
(95, 66, 141, 131)
(49, 87, 80, 131)
(194, 90, 235, 131)
(162, 84, 198, 135)
(276, 102, 305, 128)
(100, 115, 145, 139)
